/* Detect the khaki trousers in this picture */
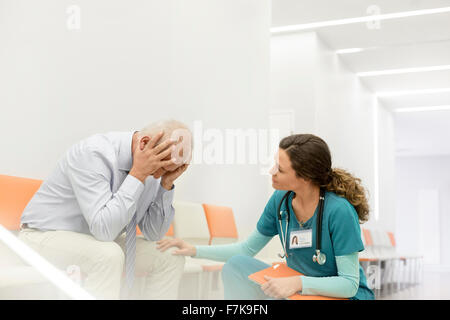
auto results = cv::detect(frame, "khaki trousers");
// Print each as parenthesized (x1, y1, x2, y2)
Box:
(18, 228, 185, 300)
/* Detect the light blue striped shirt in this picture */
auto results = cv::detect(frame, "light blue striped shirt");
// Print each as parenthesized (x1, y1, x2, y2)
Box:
(20, 131, 175, 242)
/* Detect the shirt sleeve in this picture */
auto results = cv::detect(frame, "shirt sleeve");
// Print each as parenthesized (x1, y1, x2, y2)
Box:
(300, 252, 360, 298)
(66, 146, 144, 242)
(138, 182, 175, 241)
(194, 229, 273, 262)
(329, 199, 364, 256)
(256, 191, 280, 237)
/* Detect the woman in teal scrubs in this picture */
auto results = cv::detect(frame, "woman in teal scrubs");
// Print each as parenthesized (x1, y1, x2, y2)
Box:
(157, 134, 375, 300)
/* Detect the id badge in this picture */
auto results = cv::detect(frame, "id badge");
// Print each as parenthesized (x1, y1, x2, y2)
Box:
(289, 229, 312, 249)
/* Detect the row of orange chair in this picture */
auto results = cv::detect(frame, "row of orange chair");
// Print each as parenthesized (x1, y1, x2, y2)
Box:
(0, 174, 239, 245)
(0, 174, 238, 299)
(359, 227, 423, 298)
(136, 203, 239, 246)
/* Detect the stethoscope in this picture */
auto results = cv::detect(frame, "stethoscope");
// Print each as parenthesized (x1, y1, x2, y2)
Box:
(277, 188, 327, 265)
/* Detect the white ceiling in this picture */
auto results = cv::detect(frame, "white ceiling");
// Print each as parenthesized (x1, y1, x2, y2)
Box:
(272, 0, 450, 157)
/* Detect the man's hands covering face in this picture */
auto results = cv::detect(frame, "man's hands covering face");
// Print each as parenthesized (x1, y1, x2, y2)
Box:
(130, 131, 190, 189)
(129, 132, 176, 184)
(160, 163, 189, 190)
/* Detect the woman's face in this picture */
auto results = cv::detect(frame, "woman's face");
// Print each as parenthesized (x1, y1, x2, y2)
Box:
(270, 148, 306, 191)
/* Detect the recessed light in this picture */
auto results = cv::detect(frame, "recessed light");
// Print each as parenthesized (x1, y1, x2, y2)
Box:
(335, 48, 364, 54)
(393, 105, 450, 113)
(377, 88, 450, 97)
(271, 7, 450, 34)
(358, 65, 450, 77)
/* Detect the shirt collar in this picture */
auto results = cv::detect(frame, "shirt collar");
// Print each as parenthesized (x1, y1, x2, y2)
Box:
(117, 131, 136, 172)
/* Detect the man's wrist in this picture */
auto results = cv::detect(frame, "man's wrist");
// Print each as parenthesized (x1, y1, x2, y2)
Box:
(161, 180, 174, 190)
(129, 168, 146, 184)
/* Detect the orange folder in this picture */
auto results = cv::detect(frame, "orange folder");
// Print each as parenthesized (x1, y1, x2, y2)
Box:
(248, 263, 347, 300)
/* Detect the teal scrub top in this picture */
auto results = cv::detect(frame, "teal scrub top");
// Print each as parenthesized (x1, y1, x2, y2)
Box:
(257, 190, 375, 300)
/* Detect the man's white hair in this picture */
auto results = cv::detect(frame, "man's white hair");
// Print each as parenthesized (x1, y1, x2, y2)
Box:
(138, 119, 193, 161)
(138, 119, 191, 143)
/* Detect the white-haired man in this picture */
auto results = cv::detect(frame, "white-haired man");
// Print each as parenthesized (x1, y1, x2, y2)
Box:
(19, 120, 192, 299)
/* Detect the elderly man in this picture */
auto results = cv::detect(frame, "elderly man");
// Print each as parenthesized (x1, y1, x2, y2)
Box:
(19, 120, 191, 300)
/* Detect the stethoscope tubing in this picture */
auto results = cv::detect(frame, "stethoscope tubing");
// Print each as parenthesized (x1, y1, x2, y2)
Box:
(277, 188, 326, 263)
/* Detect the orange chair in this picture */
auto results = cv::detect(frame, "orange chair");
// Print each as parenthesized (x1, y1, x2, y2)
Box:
(359, 228, 378, 262)
(363, 228, 373, 247)
(166, 223, 174, 237)
(387, 231, 406, 260)
(191, 204, 239, 298)
(0, 174, 48, 286)
(387, 232, 395, 247)
(0, 174, 43, 231)
(136, 223, 174, 237)
(201, 203, 238, 245)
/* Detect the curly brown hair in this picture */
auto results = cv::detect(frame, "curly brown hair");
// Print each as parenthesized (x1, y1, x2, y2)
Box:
(279, 134, 370, 223)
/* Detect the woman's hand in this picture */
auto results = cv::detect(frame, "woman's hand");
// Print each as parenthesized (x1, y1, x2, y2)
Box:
(156, 237, 197, 257)
(261, 275, 303, 299)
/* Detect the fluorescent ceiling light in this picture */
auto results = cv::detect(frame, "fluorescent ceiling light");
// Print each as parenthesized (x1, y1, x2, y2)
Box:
(394, 105, 450, 113)
(336, 48, 364, 54)
(377, 87, 450, 97)
(271, 6, 450, 34)
(358, 64, 450, 77)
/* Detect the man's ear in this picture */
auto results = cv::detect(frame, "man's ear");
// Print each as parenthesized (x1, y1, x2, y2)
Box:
(140, 136, 151, 150)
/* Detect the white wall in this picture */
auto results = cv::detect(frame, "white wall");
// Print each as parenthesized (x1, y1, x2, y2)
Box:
(270, 32, 317, 133)
(376, 102, 397, 230)
(395, 155, 450, 269)
(270, 31, 396, 231)
(0, 0, 271, 239)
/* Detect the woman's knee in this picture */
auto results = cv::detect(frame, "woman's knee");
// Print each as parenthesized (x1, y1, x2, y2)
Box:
(222, 255, 251, 278)
(226, 254, 254, 268)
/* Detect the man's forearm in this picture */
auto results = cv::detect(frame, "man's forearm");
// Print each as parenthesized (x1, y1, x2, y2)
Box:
(84, 175, 144, 241)
(140, 185, 175, 240)
(129, 168, 147, 184)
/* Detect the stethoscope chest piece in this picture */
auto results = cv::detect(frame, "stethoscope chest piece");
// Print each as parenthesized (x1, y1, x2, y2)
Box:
(312, 250, 326, 265)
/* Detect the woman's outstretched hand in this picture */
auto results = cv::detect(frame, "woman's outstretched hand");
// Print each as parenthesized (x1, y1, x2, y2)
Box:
(156, 238, 197, 257)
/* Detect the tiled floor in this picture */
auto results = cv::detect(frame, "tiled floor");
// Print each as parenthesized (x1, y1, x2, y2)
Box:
(380, 271, 450, 300)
